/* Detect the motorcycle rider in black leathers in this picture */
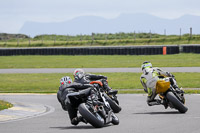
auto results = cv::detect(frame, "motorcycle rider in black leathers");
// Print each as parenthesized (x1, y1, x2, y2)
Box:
(57, 76, 96, 125)
(73, 69, 115, 94)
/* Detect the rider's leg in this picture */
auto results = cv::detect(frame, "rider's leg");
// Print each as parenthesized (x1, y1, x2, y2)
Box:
(67, 103, 79, 125)
(147, 88, 160, 106)
(101, 79, 112, 92)
(147, 89, 168, 109)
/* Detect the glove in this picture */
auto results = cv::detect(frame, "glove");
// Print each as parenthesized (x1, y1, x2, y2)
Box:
(166, 72, 175, 78)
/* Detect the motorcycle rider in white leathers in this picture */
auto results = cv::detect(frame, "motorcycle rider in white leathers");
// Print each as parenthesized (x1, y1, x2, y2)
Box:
(140, 61, 182, 108)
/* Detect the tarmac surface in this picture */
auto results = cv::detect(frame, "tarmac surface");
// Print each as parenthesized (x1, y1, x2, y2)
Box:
(0, 102, 47, 122)
(0, 94, 200, 133)
(0, 67, 200, 73)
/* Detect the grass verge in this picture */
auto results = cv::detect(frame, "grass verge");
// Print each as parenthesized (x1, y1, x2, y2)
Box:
(1, 34, 200, 47)
(0, 54, 200, 68)
(0, 72, 199, 94)
(0, 100, 13, 111)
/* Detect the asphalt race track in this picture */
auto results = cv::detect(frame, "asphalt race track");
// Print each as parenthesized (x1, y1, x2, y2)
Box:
(0, 94, 200, 133)
(1, 67, 200, 73)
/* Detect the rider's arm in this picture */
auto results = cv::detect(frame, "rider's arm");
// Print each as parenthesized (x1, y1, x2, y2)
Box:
(155, 67, 174, 77)
(140, 76, 153, 96)
(59, 84, 68, 91)
(140, 76, 147, 93)
(68, 83, 94, 90)
(86, 73, 107, 80)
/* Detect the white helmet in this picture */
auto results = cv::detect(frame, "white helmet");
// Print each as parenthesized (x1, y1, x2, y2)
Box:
(141, 61, 152, 74)
(73, 69, 85, 79)
(60, 76, 72, 85)
(141, 61, 152, 70)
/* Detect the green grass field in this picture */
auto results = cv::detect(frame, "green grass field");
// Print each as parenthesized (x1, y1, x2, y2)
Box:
(0, 54, 199, 93)
(1, 33, 200, 47)
(0, 73, 199, 93)
(0, 54, 200, 68)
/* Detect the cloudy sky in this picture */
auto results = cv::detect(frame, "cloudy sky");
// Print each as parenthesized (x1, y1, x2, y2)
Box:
(1, 0, 200, 33)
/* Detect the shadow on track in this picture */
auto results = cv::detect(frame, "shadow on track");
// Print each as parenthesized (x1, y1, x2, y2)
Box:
(134, 111, 181, 115)
(50, 125, 94, 130)
(50, 124, 111, 130)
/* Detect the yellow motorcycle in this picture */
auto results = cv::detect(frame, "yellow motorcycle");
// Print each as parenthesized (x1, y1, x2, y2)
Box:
(156, 77, 188, 113)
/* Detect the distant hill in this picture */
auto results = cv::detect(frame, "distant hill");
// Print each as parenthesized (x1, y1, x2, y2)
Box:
(0, 33, 29, 40)
(19, 13, 200, 37)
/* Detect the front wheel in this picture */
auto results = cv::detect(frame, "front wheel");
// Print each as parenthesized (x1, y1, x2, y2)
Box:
(104, 94, 122, 113)
(78, 103, 104, 128)
(166, 91, 188, 113)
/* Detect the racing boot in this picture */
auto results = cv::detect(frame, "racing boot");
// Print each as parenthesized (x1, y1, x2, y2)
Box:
(78, 116, 87, 124)
(71, 117, 80, 125)
(147, 99, 161, 106)
(160, 99, 168, 109)
(107, 89, 118, 95)
(71, 116, 87, 125)
(102, 79, 112, 92)
(103, 83, 117, 95)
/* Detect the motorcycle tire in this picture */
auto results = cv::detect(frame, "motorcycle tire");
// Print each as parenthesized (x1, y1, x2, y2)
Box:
(104, 94, 122, 113)
(78, 103, 104, 128)
(166, 91, 188, 113)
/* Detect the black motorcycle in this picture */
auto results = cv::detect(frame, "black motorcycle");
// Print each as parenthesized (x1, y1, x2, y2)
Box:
(66, 87, 119, 128)
(156, 77, 188, 113)
(90, 80, 122, 113)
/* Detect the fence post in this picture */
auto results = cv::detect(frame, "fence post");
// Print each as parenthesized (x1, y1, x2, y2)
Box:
(149, 30, 152, 39)
(180, 28, 182, 39)
(80, 34, 82, 41)
(42, 35, 43, 44)
(4, 35, 7, 46)
(66, 35, 68, 42)
(105, 33, 107, 42)
(163, 29, 166, 43)
(17, 35, 19, 46)
(29, 35, 31, 46)
(91, 33, 94, 44)
(54, 35, 56, 45)
(190, 27, 192, 38)
(134, 31, 136, 41)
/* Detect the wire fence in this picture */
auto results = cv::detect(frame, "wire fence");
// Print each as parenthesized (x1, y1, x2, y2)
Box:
(0, 28, 199, 47)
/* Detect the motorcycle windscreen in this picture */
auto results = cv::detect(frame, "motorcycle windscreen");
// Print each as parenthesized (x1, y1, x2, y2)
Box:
(156, 80, 170, 93)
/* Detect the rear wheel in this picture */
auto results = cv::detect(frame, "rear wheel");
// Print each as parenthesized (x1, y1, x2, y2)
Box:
(166, 91, 188, 113)
(78, 103, 104, 128)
